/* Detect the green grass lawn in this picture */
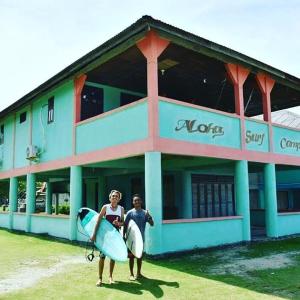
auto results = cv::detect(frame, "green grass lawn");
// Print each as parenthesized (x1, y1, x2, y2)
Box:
(1, 229, 300, 299)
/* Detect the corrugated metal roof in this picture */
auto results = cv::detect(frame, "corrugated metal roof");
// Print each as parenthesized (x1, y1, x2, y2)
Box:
(272, 110, 300, 128)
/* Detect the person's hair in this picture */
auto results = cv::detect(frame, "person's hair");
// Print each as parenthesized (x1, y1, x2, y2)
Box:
(109, 190, 122, 200)
(132, 194, 142, 201)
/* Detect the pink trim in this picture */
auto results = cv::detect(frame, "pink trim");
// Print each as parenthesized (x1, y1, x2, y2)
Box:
(159, 97, 240, 119)
(12, 212, 26, 215)
(73, 75, 87, 155)
(76, 98, 147, 127)
(0, 138, 152, 179)
(226, 64, 250, 151)
(272, 122, 300, 132)
(225, 63, 249, 116)
(256, 74, 275, 123)
(74, 75, 87, 124)
(162, 216, 243, 224)
(137, 31, 170, 149)
(156, 137, 300, 166)
(278, 212, 300, 216)
(256, 74, 275, 153)
(31, 213, 69, 219)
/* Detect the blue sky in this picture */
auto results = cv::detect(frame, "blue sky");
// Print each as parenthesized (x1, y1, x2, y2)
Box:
(0, 0, 299, 113)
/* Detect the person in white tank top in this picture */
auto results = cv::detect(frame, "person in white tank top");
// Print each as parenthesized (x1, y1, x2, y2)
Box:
(91, 190, 124, 286)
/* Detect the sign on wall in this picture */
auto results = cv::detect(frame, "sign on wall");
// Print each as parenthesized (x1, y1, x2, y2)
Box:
(159, 101, 241, 149)
(245, 120, 269, 152)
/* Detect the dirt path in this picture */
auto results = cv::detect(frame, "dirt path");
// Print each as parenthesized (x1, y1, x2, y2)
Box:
(0, 256, 85, 295)
(208, 249, 300, 275)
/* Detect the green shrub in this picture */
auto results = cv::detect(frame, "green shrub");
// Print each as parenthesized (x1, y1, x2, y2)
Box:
(58, 205, 70, 215)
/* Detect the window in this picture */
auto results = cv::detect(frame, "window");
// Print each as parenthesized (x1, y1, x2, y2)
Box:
(163, 175, 177, 219)
(81, 85, 104, 121)
(0, 124, 4, 144)
(120, 92, 141, 106)
(20, 112, 27, 123)
(48, 97, 54, 123)
(192, 174, 236, 218)
(277, 191, 289, 211)
(277, 189, 300, 212)
(293, 190, 300, 209)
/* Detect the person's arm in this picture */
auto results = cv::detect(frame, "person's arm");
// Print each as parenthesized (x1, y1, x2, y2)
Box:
(113, 206, 125, 228)
(91, 205, 106, 242)
(123, 211, 130, 239)
(146, 210, 154, 226)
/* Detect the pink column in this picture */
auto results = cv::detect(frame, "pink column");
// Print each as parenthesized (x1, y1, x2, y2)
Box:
(226, 63, 249, 150)
(73, 74, 87, 154)
(137, 31, 169, 149)
(256, 74, 275, 152)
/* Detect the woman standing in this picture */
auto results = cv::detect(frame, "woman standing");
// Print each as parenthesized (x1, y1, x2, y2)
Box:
(91, 190, 124, 286)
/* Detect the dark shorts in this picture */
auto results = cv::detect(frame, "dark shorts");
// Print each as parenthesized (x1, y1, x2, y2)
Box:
(127, 249, 143, 259)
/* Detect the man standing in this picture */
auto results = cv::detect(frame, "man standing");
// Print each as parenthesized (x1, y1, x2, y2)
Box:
(124, 194, 154, 280)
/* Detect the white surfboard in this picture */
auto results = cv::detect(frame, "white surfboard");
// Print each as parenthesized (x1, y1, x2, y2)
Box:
(126, 219, 144, 258)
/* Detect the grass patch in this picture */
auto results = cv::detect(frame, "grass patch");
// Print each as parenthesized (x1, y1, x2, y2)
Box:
(2, 229, 300, 299)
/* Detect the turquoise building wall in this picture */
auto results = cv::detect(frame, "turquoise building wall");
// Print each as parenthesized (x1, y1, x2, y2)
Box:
(31, 215, 69, 239)
(273, 126, 300, 156)
(162, 218, 243, 252)
(76, 101, 148, 154)
(0, 115, 14, 171)
(31, 81, 74, 162)
(159, 100, 241, 149)
(277, 214, 300, 236)
(245, 120, 269, 152)
(0, 69, 300, 255)
(14, 106, 31, 168)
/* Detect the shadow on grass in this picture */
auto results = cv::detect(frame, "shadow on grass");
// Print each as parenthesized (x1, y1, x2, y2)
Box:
(146, 239, 300, 299)
(103, 276, 179, 298)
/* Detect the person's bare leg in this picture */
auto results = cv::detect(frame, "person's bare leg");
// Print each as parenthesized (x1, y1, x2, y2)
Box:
(96, 257, 105, 286)
(137, 257, 143, 278)
(109, 259, 115, 284)
(129, 256, 135, 280)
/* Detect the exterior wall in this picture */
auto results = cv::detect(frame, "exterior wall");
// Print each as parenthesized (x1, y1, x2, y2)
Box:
(31, 81, 74, 162)
(277, 213, 300, 236)
(245, 119, 269, 152)
(0, 115, 14, 171)
(0, 212, 9, 228)
(159, 100, 241, 149)
(15, 106, 31, 168)
(162, 218, 243, 253)
(31, 215, 69, 239)
(12, 213, 26, 231)
(76, 100, 148, 154)
(273, 125, 300, 157)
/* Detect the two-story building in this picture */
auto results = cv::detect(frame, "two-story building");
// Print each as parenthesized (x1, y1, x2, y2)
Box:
(1, 16, 300, 255)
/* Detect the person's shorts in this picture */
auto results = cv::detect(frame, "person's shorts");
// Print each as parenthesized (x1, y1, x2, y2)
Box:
(99, 252, 106, 259)
(127, 249, 143, 258)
